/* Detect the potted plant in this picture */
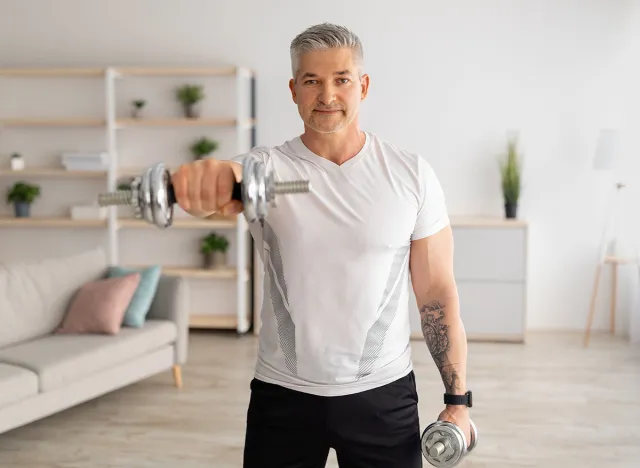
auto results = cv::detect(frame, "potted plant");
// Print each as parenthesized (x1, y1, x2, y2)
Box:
(499, 136, 522, 219)
(6, 181, 41, 218)
(190, 137, 219, 160)
(131, 99, 146, 119)
(200, 232, 230, 269)
(176, 84, 205, 118)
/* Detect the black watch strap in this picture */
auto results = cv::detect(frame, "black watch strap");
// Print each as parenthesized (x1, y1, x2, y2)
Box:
(444, 390, 472, 407)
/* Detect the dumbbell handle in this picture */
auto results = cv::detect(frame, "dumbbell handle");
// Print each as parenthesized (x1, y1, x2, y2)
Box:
(165, 177, 311, 207)
(165, 179, 243, 206)
(98, 176, 244, 210)
(429, 442, 446, 458)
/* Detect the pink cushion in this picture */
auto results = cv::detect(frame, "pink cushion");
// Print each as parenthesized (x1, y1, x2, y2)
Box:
(56, 273, 141, 335)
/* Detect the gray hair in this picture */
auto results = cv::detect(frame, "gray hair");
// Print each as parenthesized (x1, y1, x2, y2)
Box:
(290, 23, 364, 79)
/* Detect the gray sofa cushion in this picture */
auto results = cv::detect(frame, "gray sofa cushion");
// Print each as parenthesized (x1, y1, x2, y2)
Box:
(0, 363, 38, 408)
(0, 320, 177, 392)
(0, 248, 108, 348)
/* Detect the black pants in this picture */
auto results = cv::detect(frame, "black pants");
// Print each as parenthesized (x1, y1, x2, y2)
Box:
(243, 371, 422, 468)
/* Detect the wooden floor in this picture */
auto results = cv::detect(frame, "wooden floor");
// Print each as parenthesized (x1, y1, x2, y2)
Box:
(0, 330, 639, 468)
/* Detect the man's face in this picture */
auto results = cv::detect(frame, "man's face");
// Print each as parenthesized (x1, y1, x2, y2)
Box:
(289, 47, 369, 134)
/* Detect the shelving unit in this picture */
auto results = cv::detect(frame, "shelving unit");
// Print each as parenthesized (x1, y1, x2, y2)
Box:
(0, 65, 257, 334)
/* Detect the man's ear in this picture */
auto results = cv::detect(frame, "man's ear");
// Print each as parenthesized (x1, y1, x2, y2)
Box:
(289, 78, 298, 104)
(360, 74, 370, 100)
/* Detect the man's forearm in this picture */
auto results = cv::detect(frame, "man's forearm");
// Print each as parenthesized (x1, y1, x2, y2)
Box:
(419, 287, 467, 395)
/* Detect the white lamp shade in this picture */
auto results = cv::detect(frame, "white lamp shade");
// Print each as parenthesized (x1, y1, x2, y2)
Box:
(592, 129, 619, 170)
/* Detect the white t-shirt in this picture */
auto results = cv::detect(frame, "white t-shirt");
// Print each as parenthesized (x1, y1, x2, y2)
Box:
(232, 131, 450, 397)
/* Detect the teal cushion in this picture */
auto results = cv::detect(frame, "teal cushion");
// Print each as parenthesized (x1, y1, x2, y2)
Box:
(107, 265, 161, 327)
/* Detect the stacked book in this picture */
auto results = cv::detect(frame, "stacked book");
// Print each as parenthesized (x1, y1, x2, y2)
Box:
(61, 152, 110, 171)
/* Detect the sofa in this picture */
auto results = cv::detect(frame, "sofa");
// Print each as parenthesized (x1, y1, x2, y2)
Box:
(0, 248, 189, 435)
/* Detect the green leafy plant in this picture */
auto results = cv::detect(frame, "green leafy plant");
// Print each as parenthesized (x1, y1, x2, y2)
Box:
(176, 84, 205, 118)
(200, 232, 229, 255)
(499, 137, 522, 207)
(190, 137, 219, 159)
(6, 181, 40, 204)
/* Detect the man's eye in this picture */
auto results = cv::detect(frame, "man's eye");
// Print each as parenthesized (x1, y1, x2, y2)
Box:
(338, 78, 349, 84)
(305, 80, 317, 84)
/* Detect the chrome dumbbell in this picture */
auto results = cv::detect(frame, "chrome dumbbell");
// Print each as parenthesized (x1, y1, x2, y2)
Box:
(421, 419, 478, 467)
(97, 155, 310, 228)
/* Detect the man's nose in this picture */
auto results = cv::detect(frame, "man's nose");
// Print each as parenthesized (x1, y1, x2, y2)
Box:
(317, 83, 337, 106)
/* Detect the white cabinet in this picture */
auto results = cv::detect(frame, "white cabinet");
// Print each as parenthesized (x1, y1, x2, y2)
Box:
(409, 217, 528, 343)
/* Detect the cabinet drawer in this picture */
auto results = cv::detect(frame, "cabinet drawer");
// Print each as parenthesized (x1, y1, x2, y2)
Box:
(453, 227, 526, 282)
(458, 281, 525, 339)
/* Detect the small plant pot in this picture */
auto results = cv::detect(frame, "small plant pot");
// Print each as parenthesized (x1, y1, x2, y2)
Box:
(183, 104, 200, 119)
(131, 108, 143, 119)
(505, 202, 518, 219)
(204, 251, 227, 269)
(14, 201, 31, 218)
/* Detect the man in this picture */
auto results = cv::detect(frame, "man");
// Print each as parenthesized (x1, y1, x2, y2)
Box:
(172, 22, 471, 468)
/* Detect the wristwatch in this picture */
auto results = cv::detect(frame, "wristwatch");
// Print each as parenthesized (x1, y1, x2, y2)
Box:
(444, 390, 473, 407)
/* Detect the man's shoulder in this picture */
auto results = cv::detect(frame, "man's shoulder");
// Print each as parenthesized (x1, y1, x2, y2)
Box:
(230, 139, 300, 165)
(367, 132, 430, 169)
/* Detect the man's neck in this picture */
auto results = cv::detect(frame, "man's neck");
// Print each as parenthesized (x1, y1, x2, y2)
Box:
(300, 126, 366, 166)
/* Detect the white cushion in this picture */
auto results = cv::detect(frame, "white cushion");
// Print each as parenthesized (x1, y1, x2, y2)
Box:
(0, 248, 108, 348)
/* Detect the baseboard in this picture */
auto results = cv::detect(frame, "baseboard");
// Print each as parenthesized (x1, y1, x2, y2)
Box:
(0, 345, 175, 435)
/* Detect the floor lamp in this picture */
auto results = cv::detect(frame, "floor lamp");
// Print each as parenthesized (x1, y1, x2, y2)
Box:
(584, 129, 636, 346)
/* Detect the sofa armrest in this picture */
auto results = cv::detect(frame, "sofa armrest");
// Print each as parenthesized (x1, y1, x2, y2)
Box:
(147, 275, 190, 365)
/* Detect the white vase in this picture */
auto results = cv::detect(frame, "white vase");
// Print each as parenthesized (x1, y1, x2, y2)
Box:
(11, 157, 24, 171)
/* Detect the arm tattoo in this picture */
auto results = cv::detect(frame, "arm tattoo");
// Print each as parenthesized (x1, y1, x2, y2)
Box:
(420, 300, 460, 393)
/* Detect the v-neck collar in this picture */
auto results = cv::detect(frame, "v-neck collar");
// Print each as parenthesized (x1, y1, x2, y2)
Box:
(289, 132, 371, 171)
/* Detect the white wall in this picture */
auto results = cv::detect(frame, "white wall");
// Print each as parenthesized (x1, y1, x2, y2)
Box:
(0, 0, 638, 333)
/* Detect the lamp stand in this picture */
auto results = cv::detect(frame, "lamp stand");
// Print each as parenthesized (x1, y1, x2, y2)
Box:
(584, 181, 638, 346)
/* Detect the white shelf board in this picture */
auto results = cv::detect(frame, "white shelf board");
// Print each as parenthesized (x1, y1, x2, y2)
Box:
(112, 66, 252, 77)
(117, 216, 237, 229)
(0, 168, 107, 178)
(189, 313, 251, 329)
(0, 118, 105, 127)
(114, 117, 254, 128)
(0, 216, 107, 228)
(125, 265, 247, 280)
(0, 68, 105, 77)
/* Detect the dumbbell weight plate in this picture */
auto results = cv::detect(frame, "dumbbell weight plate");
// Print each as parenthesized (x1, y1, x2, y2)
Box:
(468, 419, 478, 452)
(148, 163, 174, 228)
(242, 155, 270, 223)
(139, 166, 153, 226)
(421, 421, 466, 468)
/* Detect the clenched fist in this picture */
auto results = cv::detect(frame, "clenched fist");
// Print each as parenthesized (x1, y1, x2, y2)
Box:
(171, 159, 244, 218)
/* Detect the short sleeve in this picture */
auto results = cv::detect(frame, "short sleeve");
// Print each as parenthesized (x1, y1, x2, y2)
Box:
(230, 146, 271, 166)
(412, 158, 450, 241)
